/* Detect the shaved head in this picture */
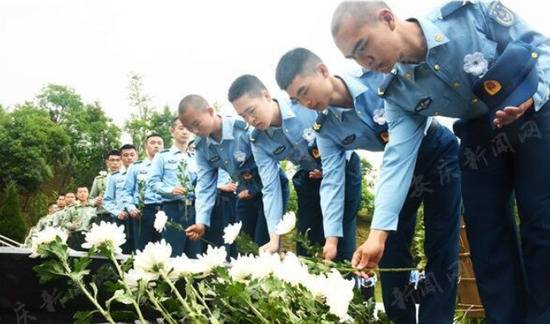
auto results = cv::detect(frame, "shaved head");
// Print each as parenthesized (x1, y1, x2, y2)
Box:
(178, 94, 209, 115)
(331, 1, 389, 37)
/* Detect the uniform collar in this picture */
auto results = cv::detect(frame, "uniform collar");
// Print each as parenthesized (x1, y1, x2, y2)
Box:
(326, 74, 367, 121)
(395, 17, 450, 80)
(263, 98, 296, 137)
(207, 116, 235, 146)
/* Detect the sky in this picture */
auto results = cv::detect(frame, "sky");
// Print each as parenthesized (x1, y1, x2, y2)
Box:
(0, 0, 546, 166)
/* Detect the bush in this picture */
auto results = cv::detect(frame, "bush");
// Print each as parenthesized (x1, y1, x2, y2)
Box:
(0, 182, 29, 243)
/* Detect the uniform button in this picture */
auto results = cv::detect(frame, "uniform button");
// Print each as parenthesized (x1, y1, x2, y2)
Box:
(435, 33, 444, 42)
(224, 161, 228, 164)
(434, 111, 440, 116)
(471, 97, 479, 103)
(357, 111, 361, 114)
(405, 72, 413, 80)
(285, 129, 289, 133)
(434, 64, 441, 71)
(453, 81, 461, 88)
(532, 52, 539, 59)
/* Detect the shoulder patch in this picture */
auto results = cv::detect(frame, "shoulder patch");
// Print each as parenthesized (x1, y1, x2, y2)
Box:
(440, 1, 471, 19)
(234, 119, 249, 130)
(249, 128, 261, 143)
(312, 113, 326, 132)
(133, 160, 143, 164)
(377, 71, 397, 97)
(487, 1, 515, 27)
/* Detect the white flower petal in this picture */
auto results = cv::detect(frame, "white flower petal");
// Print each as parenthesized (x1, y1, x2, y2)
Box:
(222, 221, 242, 244)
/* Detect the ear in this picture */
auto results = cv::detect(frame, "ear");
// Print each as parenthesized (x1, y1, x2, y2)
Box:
(207, 106, 216, 116)
(261, 89, 272, 101)
(317, 63, 330, 78)
(379, 8, 396, 30)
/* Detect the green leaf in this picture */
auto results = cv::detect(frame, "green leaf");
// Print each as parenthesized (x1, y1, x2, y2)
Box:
(74, 310, 99, 324)
(112, 289, 134, 305)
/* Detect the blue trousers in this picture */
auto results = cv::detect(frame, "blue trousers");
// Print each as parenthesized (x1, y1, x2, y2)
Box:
(293, 169, 324, 256)
(456, 104, 550, 324)
(379, 122, 460, 324)
(237, 170, 289, 246)
(204, 190, 237, 257)
(335, 152, 362, 262)
(132, 203, 162, 251)
(113, 216, 134, 254)
(162, 200, 202, 257)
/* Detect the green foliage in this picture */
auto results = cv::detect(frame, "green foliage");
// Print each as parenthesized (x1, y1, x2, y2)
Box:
(0, 104, 70, 193)
(0, 182, 28, 242)
(36, 84, 121, 188)
(358, 157, 375, 220)
(124, 73, 175, 154)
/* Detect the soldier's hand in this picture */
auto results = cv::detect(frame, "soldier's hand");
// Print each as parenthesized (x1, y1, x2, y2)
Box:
(185, 223, 206, 240)
(237, 190, 253, 200)
(172, 186, 187, 196)
(117, 211, 128, 220)
(323, 237, 339, 261)
(94, 196, 103, 206)
(351, 229, 389, 271)
(260, 234, 280, 254)
(494, 97, 533, 128)
(309, 169, 323, 179)
(219, 182, 238, 193)
(129, 208, 141, 219)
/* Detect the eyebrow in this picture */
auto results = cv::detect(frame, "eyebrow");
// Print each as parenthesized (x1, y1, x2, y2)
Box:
(346, 37, 368, 59)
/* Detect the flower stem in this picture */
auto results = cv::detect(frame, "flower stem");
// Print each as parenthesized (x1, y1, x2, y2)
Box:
(108, 252, 147, 324)
(62, 261, 115, 324)
(186, 278, 217, 323)
(146, 289, 177, 324)
(159, 270, 194, 315)
(244, 298, 269, 324)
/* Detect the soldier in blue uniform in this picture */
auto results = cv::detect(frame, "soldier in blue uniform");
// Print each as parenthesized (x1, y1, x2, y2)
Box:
(228, 74, 323, 255)
(104, 144, 138, 254)
(149, 118, 202, 257)
(123, 133, 164, 251)
(203, 168, 238, 254)
(178, 94, 289, 247)
(276, 47, 461, 323)
(331, 1, 550, 323)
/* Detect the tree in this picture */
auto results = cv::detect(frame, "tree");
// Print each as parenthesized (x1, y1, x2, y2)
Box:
(125, 73, 175, 153)
(0, 182, 29, 243)
(0, 104, 70, 194)
(36, 84, 121, 188)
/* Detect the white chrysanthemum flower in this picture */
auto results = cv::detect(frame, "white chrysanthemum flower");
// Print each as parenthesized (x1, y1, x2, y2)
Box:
(273, 252, 309, 286)
(274, 211, 296, 235)
(303, 273, 328, 298)
(29, 227, 68, 258)
(196, 245, 227, 273)
(124, 268, 158, 291)
(81, 221, 126, 255)
(324, 269, 355, 322)
(99, 170, 108, 177)
(463, 52, 488, 77)
(302, 128, 316, 143)
(170, 255, 205, 279)
(153, 211, 168, 233)
(372, 108, 386, 125)
(251, 252, 281, 280)
(223, 221, 242, 244)
(229, 254, 257, 282)
(134, 239, 173, 274)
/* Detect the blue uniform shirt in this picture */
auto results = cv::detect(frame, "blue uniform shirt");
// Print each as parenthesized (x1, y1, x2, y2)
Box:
(123, 159, 163, 211)
(315, 73, 388, 237)
(148, 146, 197, 203)
(104, 169, 130, 216)
(372, 1, 550, 231)
(194, 116, 262, 227)
(250, 98, 320, 233)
